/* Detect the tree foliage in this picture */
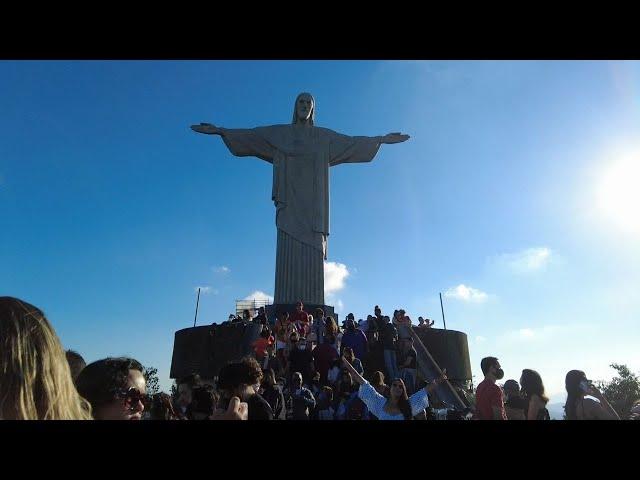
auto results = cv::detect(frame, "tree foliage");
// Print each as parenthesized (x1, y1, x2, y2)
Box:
(595, 364, 640, 419)
(142, 366, 160, 396)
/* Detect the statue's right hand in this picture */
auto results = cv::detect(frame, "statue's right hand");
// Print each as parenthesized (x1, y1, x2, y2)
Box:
(190, 122, 219, 135)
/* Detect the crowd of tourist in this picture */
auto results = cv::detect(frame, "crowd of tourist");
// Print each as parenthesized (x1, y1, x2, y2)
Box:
(0, 296, 627, 421)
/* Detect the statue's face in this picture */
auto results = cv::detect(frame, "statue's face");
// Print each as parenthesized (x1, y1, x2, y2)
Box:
(296, 95, 313, 122)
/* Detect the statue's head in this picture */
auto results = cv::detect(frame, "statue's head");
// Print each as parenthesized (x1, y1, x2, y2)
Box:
(291, 92, 315, 125)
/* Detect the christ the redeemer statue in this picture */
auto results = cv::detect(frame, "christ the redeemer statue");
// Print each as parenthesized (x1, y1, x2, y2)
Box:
(191, 92, 409, 306)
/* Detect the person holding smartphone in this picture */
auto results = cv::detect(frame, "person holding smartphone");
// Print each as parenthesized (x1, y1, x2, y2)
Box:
(341, 355, 447, 420)
(564, 370, 620, 420)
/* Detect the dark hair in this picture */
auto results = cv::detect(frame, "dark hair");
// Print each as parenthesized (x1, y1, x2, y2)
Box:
(217, 357, 263, 392)
(260, 328, 271, 339)
(481, 357, 499, 376)
(262, 368, 276, 386)
(343, 347, 354, 360)
(191, 385, 219, 417)
(75, 357, 144, 415)
(520, 369, 548, 403)
(65, 350, 86, 382)
(149, 392, 178, 420)
(503, 379, 520, 394)
(177, 373, 202, 389)
(391, 378, 412, 420)
(321, 386, 333, 403)
(564, 370, 587, 420)
(315, 308, 325, 318)
(371, 371, 385, 386)
(339, 371, 354, 393)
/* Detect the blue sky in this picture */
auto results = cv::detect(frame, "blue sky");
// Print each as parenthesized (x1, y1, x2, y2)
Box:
(1, 60, 639, 403)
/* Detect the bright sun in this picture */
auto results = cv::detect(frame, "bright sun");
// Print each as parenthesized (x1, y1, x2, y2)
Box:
(596, 153, 640, 235)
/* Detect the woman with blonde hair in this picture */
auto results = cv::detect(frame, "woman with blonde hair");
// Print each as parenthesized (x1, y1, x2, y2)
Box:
(0, 296, 92, 420)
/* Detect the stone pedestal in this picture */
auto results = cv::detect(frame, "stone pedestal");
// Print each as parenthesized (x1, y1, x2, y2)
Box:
(266, 303, 338, 324)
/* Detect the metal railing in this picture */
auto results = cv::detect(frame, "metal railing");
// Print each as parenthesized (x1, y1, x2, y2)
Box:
(235, 299, 271, 318)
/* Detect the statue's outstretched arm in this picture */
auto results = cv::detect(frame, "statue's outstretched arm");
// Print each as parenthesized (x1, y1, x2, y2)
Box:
(191, 122, 223, 135)
(190, 122, 275, 163)
(379, 132, 410, 144)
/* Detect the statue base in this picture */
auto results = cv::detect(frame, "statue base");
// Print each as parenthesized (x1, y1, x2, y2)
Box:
(266, 303, 338, 324)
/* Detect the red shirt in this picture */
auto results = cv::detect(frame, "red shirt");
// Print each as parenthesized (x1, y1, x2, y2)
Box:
(475, 379, 507, 420)
(253, 336, 274, 358)
(292, 310, 309, 324)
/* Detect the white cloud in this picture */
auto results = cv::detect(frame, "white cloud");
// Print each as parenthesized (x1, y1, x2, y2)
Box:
(444, 284, 488, 303)
(499, 325, 565, 343)
(493, 247, 553, 273)
(195, 286, 218, 295)
(243, 291, 274, 303)
(213, 266, 230, 274)
(518, 328, 535, 339)
(324, 261, 349, 295)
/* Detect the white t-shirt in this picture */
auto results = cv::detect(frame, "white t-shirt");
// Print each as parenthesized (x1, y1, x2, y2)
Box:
(358, 381, 429, 420)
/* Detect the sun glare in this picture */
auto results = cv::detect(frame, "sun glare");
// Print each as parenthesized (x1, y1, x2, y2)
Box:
(596, 153, 640, 235)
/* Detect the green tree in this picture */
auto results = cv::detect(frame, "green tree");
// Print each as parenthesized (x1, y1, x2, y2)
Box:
(142, 366, 160, 396)
(595, 364, 640, 419)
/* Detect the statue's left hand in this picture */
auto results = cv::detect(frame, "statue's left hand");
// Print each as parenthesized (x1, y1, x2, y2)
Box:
(382, 132, 410, 144)
(190, 123, 220, 135)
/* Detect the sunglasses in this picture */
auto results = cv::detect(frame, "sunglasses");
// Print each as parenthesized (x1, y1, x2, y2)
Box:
(116, 387, 150, 409)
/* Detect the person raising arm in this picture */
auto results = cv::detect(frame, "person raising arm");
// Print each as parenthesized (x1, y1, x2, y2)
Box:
(341, 355, 447, 420)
